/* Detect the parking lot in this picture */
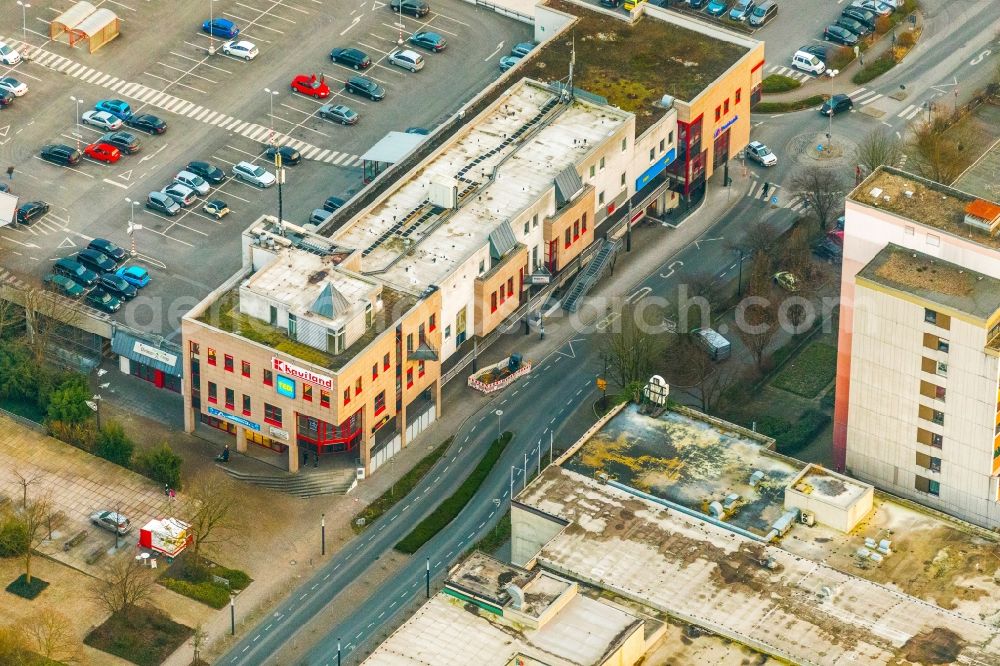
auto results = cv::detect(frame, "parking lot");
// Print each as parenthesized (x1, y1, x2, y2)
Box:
(0, 0, 531, 339)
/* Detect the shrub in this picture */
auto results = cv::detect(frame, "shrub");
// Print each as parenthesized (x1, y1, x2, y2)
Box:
(874, 15, 892, 34)
(852, 55, 897, 84)
(753, 410, 831, 454)
(47, 420, 98, 451)
(761, 75, 801, 94)
(353, 439, 450, 533)
(134, 442, 183, 490)
(94, 422, 135, 468)
(45, 377, 91, 425)
(753, 95, 826, 113)
(0, 515, 29, 557)
(827, 46, 855, 70)
(160, 579, 230, 609)
(896, 31, 915, 48)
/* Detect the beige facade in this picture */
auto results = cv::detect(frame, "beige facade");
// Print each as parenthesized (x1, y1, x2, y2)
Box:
(543, 187, 595, 272)
(474, 245, 528, 337)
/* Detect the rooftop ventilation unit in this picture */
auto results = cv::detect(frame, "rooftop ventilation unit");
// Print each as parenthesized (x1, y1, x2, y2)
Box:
(504, 583, 524, 610)
(429, 176, 458, 209)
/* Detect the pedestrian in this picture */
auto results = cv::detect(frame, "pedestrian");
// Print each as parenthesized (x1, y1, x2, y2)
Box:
(302, 450, 308, 466)
(6, 166, 12, 181)
(169, 488, 176, 501)
(761, 181, 770, 198)
(313, 451, 319, 468)
(164, 483, 169, 497)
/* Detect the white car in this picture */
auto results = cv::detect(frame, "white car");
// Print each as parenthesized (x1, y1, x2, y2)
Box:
(0, 76, 27, 97)
(0, 41, 21, 66)
(81, 110, 124, 131)
(222, 40, 258, 61)
(233, 161, 275, 188)
(162, 182, 197, 206)
(746, 141, 777, 167)
(851, 0, 892, 15)
(174, 170, 210, 195)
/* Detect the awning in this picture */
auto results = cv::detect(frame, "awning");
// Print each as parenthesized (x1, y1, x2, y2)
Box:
(361, 131, 427, 164)
(111, 330, 182, 376)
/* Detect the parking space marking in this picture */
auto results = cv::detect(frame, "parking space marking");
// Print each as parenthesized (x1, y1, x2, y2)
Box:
(155, 60, 219, 84)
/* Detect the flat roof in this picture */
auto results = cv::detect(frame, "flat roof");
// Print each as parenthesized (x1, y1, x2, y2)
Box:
(519, 466, 1000, 666)
(857, 243, 1000, 320)
(791, 465, 868, 510)
(363, 590, 640, 665)
(448, 552, 534, 606)
(523, 0, 750, 133)
(849, 167, 1000, 250)
(331, 80, 629, 292)
(361, 131, 427, 164)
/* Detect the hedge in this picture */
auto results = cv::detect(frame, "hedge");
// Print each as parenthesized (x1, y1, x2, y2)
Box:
(761, 75, 801, 94)
(160, 578, 231, 609)
(753, 95, 826, 113)
(852, 55, 897, 84)
(753, 409, 831, 455)
(395, 432, 511, 554)
(770, 343, 838, 398)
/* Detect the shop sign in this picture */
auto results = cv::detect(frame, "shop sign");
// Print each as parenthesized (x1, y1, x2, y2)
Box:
(208, 406, 260, 432)
(635, 147, 676, 192)
(276, 374, 296, 399)
(269, 426, 289, 441)
(372, 413, 391, 433)
(714, 115, 739, 139)
(133, 341, 178, 366)
(272, 358, 333, 389)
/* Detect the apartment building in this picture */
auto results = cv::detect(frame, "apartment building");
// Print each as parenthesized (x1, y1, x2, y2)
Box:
(835, 167, 1000, 527)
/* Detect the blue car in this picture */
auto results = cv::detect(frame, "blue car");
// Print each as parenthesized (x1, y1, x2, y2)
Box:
(729, 0, 755, 20)
(95, 99, 133, 121)
(705, 0, 730, 16)
(499, 55, 522, 72)
(202, 18, 239, 39)
(116, 265, 149, 288)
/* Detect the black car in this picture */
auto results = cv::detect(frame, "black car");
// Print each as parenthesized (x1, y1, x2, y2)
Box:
(835, 16, 871, 36)
(100, 131, 141, 154)
(324, 196, 346, 212)
(98, 274, 137, 300)
(77, 249, 117, 274)
(408, 31, 446, 52)
(389, 0, 430, 17)
(345, 76, 385, 101)
(329, 47, 371, 70)
(16, 201, 49, 225)
(263, 145, 301, 166)
(842, 6, 877, 29)
(812, 239, 843, 261)
(40, 144, 82, 166)
(125, 113, 167, 135)
(86, 288, 122, 314)
(0, 90, 12, 108)
(186, 161, 226, 185)
(820, 93, 854, 116)
(824, 25, 859, 46)
(801, 44, 828, 61)
(88, 238, 127, 263)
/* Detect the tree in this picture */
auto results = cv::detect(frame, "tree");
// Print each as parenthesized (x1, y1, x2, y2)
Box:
(0, 625, 31, 666)
(19, 286, 85, 364)
(184, 474, 242, 561)
(91, 555, 155, 619)
(598, 303, 663, 392)
(790, 167, 846, 231)
(741, 220, 779, 257)
(134, 441, 183, 490)
(0, 511, 28, 558)
(736, 300, 780, 371)
(665, 335, 737, 413)
(908, 118, 966, 185)
(854, 128, 903, 174)
(12, 469, 41, 509)
(17, 494, 51, 585)
(746, 251, 773, 300)
(782, 225, 812, 279)
(24, 609, 80, 663)
(191, 624, 208, 664)
(94, 422, 135, 468)
(45, 376, 91, 425)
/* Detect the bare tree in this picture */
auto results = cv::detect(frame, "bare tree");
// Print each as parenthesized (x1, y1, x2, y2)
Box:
(741, 220, 779, 257)
(19, 286, 85, 363)
(790, 167, 846, 232)
(191, 624, 208, 664)
(18, 493, 51, 586)
(736, 301, 779, 371)
(24, 609, 80, 663)
(908, 118, 967, 185)
(667, 336, 737, 413)
(781, 225, 812, 279)
(599, 303, 664, 394)
(854, 128, 903, 173)
(0, 625, 31, 665)
(746, 251, 773, 300)
(184, 474, 243, 561)
(12, 469, 41, 509)
(91, 556, 156, 619)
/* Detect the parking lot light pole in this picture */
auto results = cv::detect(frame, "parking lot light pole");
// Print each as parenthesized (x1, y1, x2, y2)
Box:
(70, 96, 82, 149)
(16, 2, 30, 42)
(208, 0, 218, 54)
(230, 595, 235, 635)
(321, 513, 326, 556)
(125, 198, 141, 256)
(263, 88, 278, 145)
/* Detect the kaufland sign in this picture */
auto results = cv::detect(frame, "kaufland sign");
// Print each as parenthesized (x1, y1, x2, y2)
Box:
(271, 357, 333, 389)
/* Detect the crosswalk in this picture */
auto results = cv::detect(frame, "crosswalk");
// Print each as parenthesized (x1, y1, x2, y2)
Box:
(847, 88, 884, 106)
(765, 64, 812, 83)
(745, 180, 810, 214)
(895, 104, 924, 121)
(9, 38, 363, 167)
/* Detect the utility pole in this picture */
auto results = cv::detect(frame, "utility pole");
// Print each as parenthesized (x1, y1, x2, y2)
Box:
(230, 595, 235, 635)
(425, 558, 430, 599)
(321, 513, 326, 556)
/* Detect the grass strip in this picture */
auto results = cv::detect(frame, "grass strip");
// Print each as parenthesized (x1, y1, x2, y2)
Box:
(352, 438, 451, 533)
(852, 56, 897, 84)
(770, 342, 838, 398)
(753, 95, 826, 113)
(761, 75, 801, 94)
(395, 432, 511, 554)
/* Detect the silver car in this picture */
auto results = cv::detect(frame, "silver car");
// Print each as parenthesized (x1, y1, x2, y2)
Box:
(81, 110, 123, 131)
(174, 170, 211, 195)
(233, 161, 276, 188)
(90, 510, 132, 536)
(162, 182, 197, 207)
(388, 49, 424, 72)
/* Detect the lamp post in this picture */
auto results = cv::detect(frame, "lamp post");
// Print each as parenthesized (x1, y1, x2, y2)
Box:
(263, 88, 279, 145)
(16, 2, 30, 42)
(208, 0, 217, 53)
(230, 595, 235, 635)
(734, 248, 746, 297)
(321, 513, 326, 556)
(124, 198, 141, 256)
(495, 409, 503, 443)
(70, 96, 83, 150)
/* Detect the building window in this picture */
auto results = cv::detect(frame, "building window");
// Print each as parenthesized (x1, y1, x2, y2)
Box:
(668, 130, 674, 145)
(406, 333, 414, 353)
(343, 388, 351, 405)
(320, 389, 330, 408)
(406, 368, 414, 388)
(935, 386, 946, 401)
(374, 390, 386, 416)
(491, 292, 497, 313)
(914, 475, 939, 495)
(479, 259, 485, 274)
(532, 213, 538, 228)
(225, 388, 234, 409)
(288, 313, 298, 337)
(264, 402, 282, 426)
(355, 377, 362, 396)
(936, 361, 948, 377)
(724, 98, 729, 114)
(620, 172, 626, 187)
(715, 106, 721, 122)
(242, 394, 251, 416)
(189, 341, 200, 356)
(507, 277, 514, 297)
(599, 156, 605, 170)
(931, 433, 943, 448)
(418, 360, 425, 377)
(207, 348, 217, 366)
(938, 339, 949, 353)
(582, 212, 588, 233)
(263, 369, 273, 386)
(573, 220, 580, 240)
(384, 353, 391, 370)
(589, 164, 595, 178)
(659, 139, 665, 152)
(499, 287, 505, 305)
(598, 191, 605, 205)
(523, 221, 529, 235)
(735, 88, 741, 104)
(241, 360, 250, 377)
(303, 384, 313, 402)
(269, 305, 278, 325)
(207, 381, 217, 404)
(932, 410, 944, 425)
(418, 323, 426, 345)
(924, 308, 939, 325)
(224, 354, 234, 372)
(927, 234, 940, 247)
(429, 314, 436, 332)
(621, 138, 626, 152)
(372, 363, 379, 380)
(365, 303, 373, 328)
(649, 148, 655, 162)
(565, 228, 571, 248)
(445, 325, 451, 338)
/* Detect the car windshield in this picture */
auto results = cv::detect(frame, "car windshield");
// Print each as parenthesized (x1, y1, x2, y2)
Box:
(0, 46, 11, 55)
(249, 166, 265, 177)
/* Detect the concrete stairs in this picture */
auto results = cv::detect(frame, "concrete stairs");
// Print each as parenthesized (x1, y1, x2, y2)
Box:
(220, 466, 357, 498)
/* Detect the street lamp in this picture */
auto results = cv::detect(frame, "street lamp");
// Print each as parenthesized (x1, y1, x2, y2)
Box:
(230, 595, 236, 635)
(734, 248, 746, 297)
(124, 198, 142, 256)
(208, 0, 218, 54)
(395, 5, 404, 46)
(69, 96, 83, 149)
(16, 2, 30, 42)
(495, 409, 503, 443)
(263, 88, 279, 145)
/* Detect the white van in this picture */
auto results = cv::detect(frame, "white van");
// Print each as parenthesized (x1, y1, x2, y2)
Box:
(695, 328, 732, 361)
(791, 50, 826, 75)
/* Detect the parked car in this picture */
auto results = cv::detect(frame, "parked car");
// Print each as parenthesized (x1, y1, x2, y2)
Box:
(125, 113, 167, 134)
(511, 42, 535, 58)
(175, 170, 211, 195)
(324, 196, 346, 212)
(499, 55, 522, 72)
(17, 201, 50, 225)
(835, 16, 871, 36)
(389, 0, 430, 17)
(0, 90, 13, 109)
(409, 31, 447, 52)
(203, 199, 230, 219)
(773, 271, 800, 293)
(0, 76, 27, 96)
(81, 110, 123, 131)
(98, 274, 137, 300)
(86, 288, 122, 313)
(264, 145, 301, 166)
(202, 17, 239, 38)
(290, 74, 330, 98)
(705, 0, 730, 16)
(345, 76, 385, 101)
(820, 93, 854, 116)
(852, 0, 892, 16)
(90, 510, 132, 535)
(0, 41, 21, 66)
(186, 161, 226, 184)
(162, 183, 197, 207)
(95, 99, 133, 120)
(222, 39, 258, 60)
(792, 50, 826, 75)
(329, 47, 371, 69)
(233, 161, 276, 188)
(842, 6, 877, 29)
(53, 258, 98, 288)
(729, 0, 755, 21)
(318, 104, 359, 125)
(309, 209, 335, 226)
(44, 274, 85, 299)
(40, 144, 82, 166)
(688, 0, 709, 7)
(388, 49, 425, 72)
(117, 265, 150, 288)
(77, 248, 117, 274)
(100, 131, 141, 154)
(146, 190, 181, 216)
(824, 25, 859, 46)
(88, 238, 128, 263)
(812, 238, 844, 260)
(745, 141, 777, 166)
(748, 0, 777, 26)
(84, 142, 122, 163)
(406, 127, 429, 135)
(800, 44, 828, 62)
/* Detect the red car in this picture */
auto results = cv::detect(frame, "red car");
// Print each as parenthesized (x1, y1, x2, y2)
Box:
(84, 142, 122, 164)
(290, 74, 330, 99)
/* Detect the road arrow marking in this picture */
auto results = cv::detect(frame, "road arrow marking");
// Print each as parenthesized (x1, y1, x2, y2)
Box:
(659, 260, 684, 279)
(341, 16, 361, 35)
(970, 50, 991, 66)
(694, 236, 723, 250)
(484, 41, 505, 62)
